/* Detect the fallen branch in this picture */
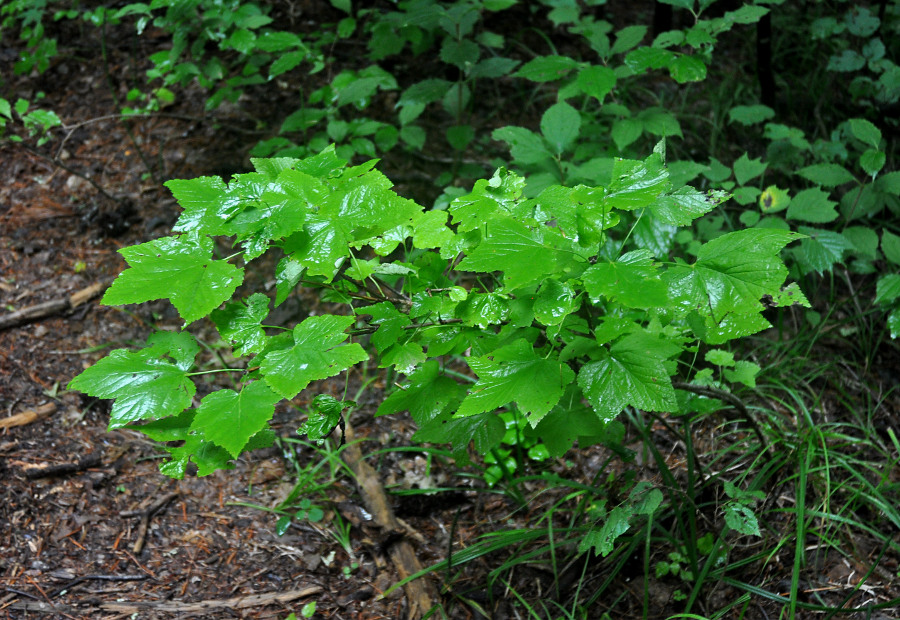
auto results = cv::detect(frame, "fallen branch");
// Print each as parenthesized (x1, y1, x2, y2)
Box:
(0, 280, 109, 331)
(338, 422, 436, 619)
(22, 453, 101, 479)
(5, 586, 323, 615)
(120, 492, 179, 554)
(0, 403, 56, 429)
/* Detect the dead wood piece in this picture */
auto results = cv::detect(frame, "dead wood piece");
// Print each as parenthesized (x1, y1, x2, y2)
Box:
(0, 403, 56, 429)
(98, 585, 324, 613)
(22, 453, 101, 479)
(120, 492, 179, 554)
(48, 574, 148, 598)
(338, 423, 436, 619)
(0, 280, 109, 331)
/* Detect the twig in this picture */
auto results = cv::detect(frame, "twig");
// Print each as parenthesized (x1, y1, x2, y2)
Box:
(0, 280, 109, 331)
(48, 574, 148, 598)
(22, 453, 102, 479)
(98, 586, 323, 614)
(337, 422, 436, 619)
(120, 492, 179, 554)
(0, 403, 56, 430)
(17, 143, 116, 201)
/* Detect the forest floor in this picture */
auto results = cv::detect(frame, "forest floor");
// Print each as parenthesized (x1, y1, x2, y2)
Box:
(3, 5, 900, 620)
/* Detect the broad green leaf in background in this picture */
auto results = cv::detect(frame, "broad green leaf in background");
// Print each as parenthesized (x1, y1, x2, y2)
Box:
(576, 65, 616, 102)
(413, 411, 504, 456)
(102, 233, 243, 324)
(260, 315, 368, 398)
(848, 117, 881, 147)
(728, 104, 775, 126)
(882, 230, 900, 265)
(191, 381, 281, 457)
(860, 150, 885, 177)
(513, 55, 579, 81)
(577, 332, 679, 422)
(797, 163, 855, 187)
(457, 339, 575, 425)
(795, 227, 855, 274)
(786, 188, 838, 223)
(669, 54, 707, 83)
(611, 25, 647, 55)
(612, 118, 643, 151)
(68, 331, 198, 429)
(540, 101, 580, 155)
(733, 153, 766, 186)
(876, 274, 900, 305)
(492, 126, 554, 165)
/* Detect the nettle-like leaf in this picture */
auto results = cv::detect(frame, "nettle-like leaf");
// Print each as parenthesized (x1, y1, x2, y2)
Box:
(103, 232, 243, 324)
(69, 331, 198, 429)
(665, 228, 804, 324)
(583, 249, 668, 309)
(457, 338, 576, 426)
(260, 314, 368, 399)
(457, 216, 585, 288)
(577, 331, 680, 422)
(211, 293, 270, 356)
(191, 381, 281, 457)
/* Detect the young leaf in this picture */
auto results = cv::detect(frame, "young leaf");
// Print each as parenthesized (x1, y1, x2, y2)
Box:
(191, 381, 281, 457)
(211, 293, 270, 356)
(377, 360, 466, 425)
(102, 233, 243, 325)
(456, 216, 582, 289)
(299, 394, 354, 443)
(583, 250, 668, 309)
(260, 315, 368, 398)
(578, 332, 678, 422)
(457, 339, 575, 425)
